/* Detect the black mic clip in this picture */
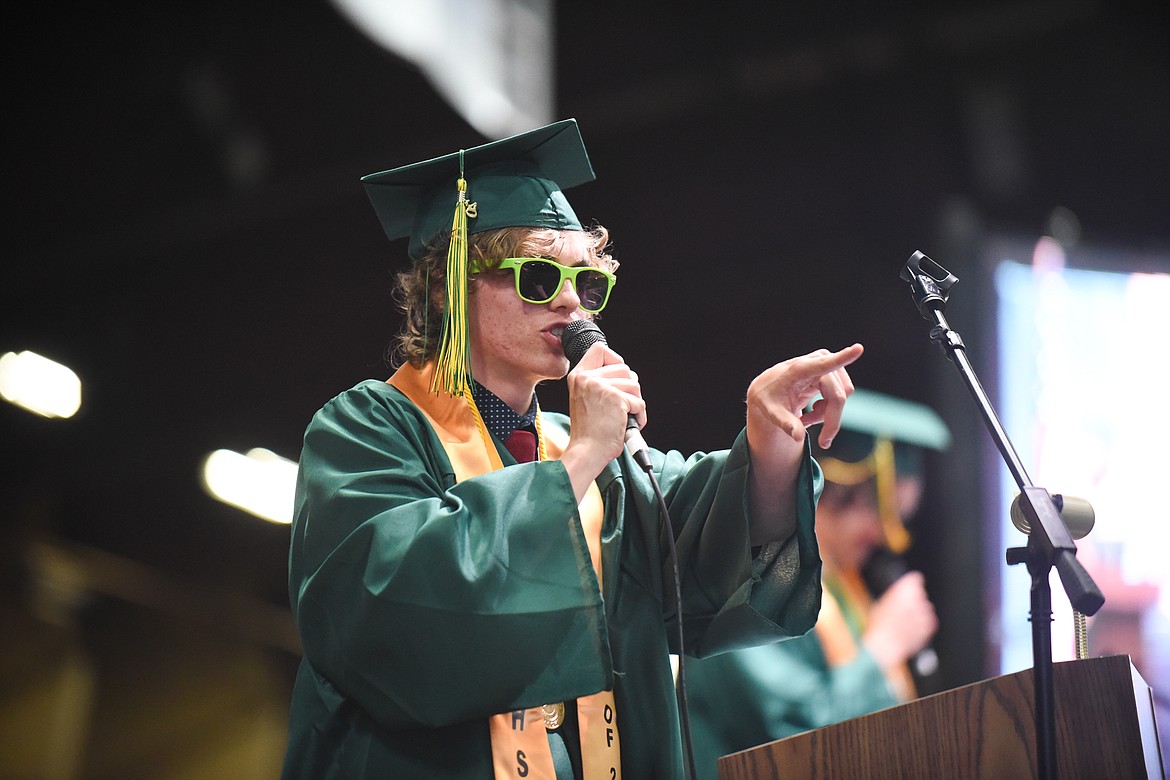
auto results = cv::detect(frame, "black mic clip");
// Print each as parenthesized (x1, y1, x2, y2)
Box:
(901, 251, 967, 360)
(901, 251, 960, 320)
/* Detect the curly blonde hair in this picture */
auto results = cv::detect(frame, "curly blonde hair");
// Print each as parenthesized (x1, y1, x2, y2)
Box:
(390, 224, 615, 367)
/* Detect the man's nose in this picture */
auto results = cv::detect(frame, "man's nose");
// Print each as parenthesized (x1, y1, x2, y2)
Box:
(551, 278, 580, 309)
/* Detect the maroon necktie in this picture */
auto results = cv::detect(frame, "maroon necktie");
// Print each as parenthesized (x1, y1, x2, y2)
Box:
(504, 428, 537, 463)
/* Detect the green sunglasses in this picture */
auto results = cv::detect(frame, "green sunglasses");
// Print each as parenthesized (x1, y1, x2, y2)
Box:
(481, 257, 617, 313)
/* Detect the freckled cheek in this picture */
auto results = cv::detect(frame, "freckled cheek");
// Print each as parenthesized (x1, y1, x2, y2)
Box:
(477, 312, 532, 357)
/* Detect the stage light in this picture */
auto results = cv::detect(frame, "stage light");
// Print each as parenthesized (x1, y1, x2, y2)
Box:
(330, 0, 554, 138)
(201, 447, 298, 524)
(0, 350, 82, 419)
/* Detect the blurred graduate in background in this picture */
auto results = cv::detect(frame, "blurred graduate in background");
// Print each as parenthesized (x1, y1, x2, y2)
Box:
(686, 390, 950, 780)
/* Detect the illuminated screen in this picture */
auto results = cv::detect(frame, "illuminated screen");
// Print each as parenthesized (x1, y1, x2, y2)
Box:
(992, 237, 1170, 753)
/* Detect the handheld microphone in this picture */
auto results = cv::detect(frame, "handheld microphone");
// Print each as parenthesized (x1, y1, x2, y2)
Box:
(862, 549, 940, 680)
(560, 320, 653, 471)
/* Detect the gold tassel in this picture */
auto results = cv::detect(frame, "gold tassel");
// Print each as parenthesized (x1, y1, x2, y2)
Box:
(873, 437, 911, 553)
(431, 165, 473, 396)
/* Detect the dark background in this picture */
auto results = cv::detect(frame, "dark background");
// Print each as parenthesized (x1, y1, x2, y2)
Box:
(3, 1, 1168, 774)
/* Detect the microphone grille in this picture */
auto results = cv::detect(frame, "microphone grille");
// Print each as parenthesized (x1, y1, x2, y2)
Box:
(561, 320, 607, 368)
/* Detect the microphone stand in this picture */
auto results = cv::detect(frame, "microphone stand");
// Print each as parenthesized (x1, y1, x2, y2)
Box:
(900, 251, 1105, 780)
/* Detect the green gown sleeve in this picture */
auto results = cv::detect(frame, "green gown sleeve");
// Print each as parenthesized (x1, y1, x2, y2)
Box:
(289, 382, 612, 730)
(643, 430, 824, 657)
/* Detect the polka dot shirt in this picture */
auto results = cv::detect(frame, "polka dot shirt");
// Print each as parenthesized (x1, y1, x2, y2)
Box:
(471, 380, 538, 441)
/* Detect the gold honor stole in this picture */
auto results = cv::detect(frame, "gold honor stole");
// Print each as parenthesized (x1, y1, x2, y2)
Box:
(388, 364, 622, 780)
(815, 569, 916, 702)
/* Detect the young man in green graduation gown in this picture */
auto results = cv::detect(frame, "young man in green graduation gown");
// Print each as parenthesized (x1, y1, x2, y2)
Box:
(685, 389, 950, 780)
(281, 118, 863, 779)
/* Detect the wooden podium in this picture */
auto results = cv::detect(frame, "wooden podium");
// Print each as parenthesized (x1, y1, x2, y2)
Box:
(717, 655, 1164, 779)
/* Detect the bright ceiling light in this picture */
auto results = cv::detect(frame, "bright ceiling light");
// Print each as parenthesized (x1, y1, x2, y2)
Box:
(0, 350, 82, 419)
(330, 0, 554, 139)
(201, 447, 298, 525)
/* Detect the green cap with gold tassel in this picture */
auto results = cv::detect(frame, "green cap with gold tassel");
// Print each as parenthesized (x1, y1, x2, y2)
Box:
(359, 119, 596, 395)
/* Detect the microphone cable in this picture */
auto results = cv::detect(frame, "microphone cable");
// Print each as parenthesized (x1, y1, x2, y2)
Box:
(561, 321, 698, 780)
(642, 462, 699, 780)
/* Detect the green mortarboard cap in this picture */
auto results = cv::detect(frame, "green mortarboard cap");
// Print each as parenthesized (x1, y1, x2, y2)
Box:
(834, 389, 951, 452)
(362, 118, 595, 260)
(814, 389, 951, 475)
